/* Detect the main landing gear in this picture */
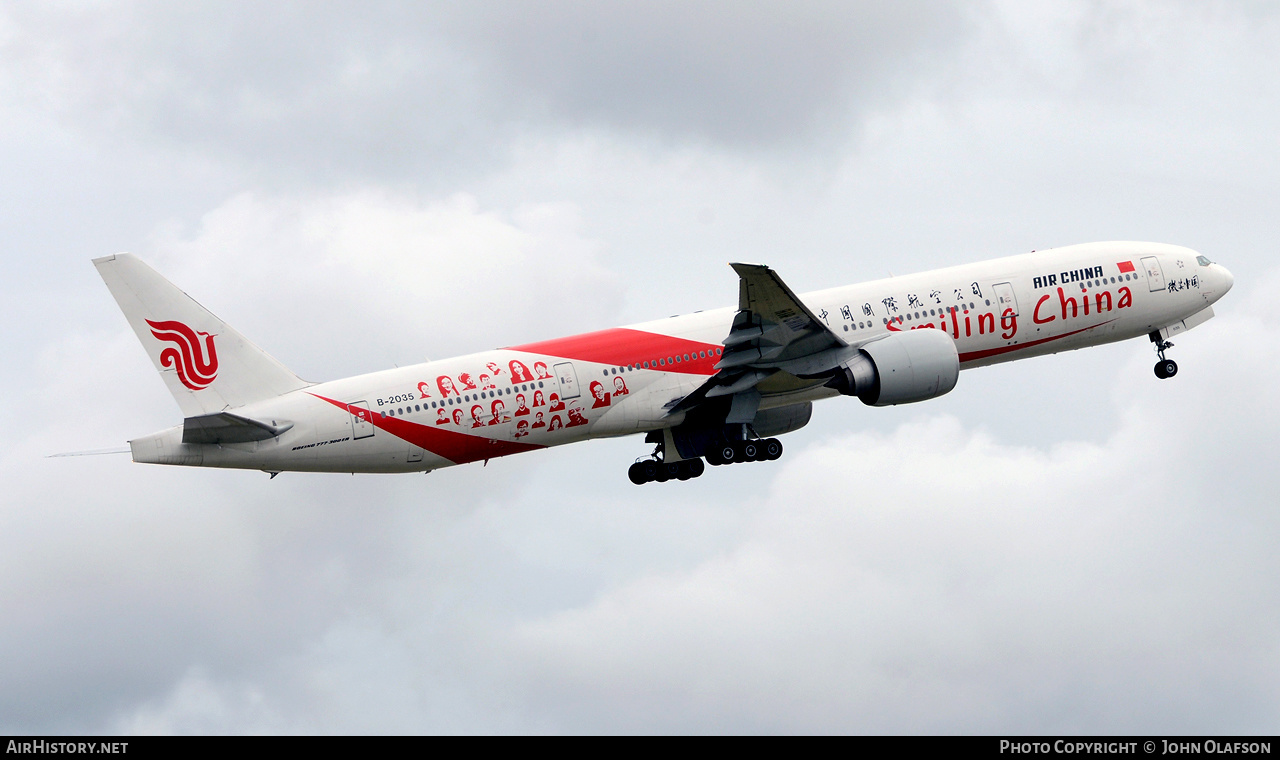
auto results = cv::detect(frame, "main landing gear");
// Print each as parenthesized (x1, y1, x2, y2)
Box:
(704, 437, 783, 466)
(1151, 332, 1178, 380)
(628, 455, 705, 485)
(627, 437, 784, 485)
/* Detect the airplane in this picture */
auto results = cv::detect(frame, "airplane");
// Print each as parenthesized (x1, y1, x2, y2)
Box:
(93, 241, 1233, 485)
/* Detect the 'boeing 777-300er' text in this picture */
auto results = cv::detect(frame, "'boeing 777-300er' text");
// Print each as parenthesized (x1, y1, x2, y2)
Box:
(95, 242, 1233, 484)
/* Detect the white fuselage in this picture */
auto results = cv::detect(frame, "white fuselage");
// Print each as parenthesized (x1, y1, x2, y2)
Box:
(129, 242, 1233, 473)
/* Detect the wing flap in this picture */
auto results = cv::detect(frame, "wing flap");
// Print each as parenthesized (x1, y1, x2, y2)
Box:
(671, 262, 858, 415)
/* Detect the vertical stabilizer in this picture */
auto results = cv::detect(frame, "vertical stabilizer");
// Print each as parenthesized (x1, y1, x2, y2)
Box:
(93, 253, 309, 416)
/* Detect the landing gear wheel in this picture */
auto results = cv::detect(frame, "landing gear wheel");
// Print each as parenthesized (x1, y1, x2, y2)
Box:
(763, 438, 783, 460)
(628, 462, 647, 485)
(686, 458, 705, 478)
(641, 460, 659, 483)
(717, 443, 736, 464)
(663, 462, 682, 482)
(676, 461, 693, 481)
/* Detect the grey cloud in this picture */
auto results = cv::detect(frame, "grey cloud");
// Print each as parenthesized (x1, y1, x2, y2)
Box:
(0, 2, 972, 184)
(434, 1, 970, 147)
(1, 2, 500, 183)
(496, 300, 1280, 733)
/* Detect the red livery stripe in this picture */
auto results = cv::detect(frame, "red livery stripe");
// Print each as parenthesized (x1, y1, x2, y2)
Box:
(507, 327, 720, 375)
(958, 320, 1116, 363)
(311, 394, 543, 465)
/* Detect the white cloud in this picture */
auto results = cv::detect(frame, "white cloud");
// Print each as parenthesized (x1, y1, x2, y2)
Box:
(0, 187, 624, 733)
(500, 291, 1280, 733)
(115, 670, 281, 736)
(138, 190, 621, 380)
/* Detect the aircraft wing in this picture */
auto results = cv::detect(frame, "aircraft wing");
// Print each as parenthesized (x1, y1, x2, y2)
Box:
(670, 263, 861, 418)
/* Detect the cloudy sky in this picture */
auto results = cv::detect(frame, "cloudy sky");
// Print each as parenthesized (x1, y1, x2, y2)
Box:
(2, 0, 1278, 734)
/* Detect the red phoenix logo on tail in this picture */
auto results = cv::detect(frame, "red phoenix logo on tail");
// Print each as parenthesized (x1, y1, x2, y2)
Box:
(146, 319, 219, 390)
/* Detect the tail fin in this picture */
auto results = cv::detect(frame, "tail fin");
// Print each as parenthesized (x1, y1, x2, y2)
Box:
(94, 253, 308, 416)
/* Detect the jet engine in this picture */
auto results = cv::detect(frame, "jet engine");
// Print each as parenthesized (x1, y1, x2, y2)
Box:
(827, 328, 959, 406)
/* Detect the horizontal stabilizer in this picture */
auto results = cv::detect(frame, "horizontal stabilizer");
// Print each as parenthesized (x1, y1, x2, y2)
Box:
(182, 412, 294, 444)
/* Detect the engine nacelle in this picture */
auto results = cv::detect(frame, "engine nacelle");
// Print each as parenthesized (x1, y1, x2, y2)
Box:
(828, 329, 959, 406)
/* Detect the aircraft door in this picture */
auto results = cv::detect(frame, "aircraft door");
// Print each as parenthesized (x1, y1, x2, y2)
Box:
(1142, 256, 1166, 292)
(993, 282, 1019, 315)
(350, 400, 375, 439)
(554, 362, 581, 399)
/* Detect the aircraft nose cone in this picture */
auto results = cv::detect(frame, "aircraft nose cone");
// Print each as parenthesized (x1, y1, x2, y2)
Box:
(1217, 264, 1234, 295)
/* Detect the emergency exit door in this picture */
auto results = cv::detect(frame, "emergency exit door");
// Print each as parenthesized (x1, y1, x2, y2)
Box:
(349, 400, 374, 440)
(554, 362, 580, 399)
(1142, 256, 1166, 292)
(993, 282, 1019, 316)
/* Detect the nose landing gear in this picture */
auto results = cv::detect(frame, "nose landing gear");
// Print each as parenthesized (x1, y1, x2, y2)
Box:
(1151, 332, 1178, 380)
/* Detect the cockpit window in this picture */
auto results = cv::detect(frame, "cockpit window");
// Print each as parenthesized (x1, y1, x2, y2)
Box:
(1196, 255, 1212, 266)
